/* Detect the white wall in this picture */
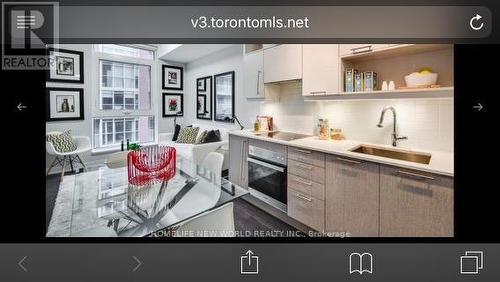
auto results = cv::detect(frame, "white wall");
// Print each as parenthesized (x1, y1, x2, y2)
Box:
(47, 44, 171, 171)
(261, 84, 454, 152)
(182, 45, 261, 130)
(45, 44, 101, 168)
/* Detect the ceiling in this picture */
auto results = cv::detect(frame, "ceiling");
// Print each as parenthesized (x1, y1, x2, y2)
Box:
(158, 44, 234, 63)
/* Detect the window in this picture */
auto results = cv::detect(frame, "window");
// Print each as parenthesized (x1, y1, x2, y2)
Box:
(99, 60, 150, 110)
(93, 45, 156, 150)
(93, 116, 155, 148)
(94, 44, 154, 60)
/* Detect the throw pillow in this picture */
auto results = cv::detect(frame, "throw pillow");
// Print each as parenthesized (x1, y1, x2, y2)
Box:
(172, 124, 181, 141)
(202, 130, 222, 143)
(195, 130, 208, 144)
(46, 130, 77, 153)
(176, 127, 200, 144)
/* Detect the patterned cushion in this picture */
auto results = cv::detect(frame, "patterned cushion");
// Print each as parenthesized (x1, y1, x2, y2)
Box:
(47, 130, 77, 153)
(195, 130, 208, 144)
(176, 127, 199, 144)
(203, 130, 221, 143)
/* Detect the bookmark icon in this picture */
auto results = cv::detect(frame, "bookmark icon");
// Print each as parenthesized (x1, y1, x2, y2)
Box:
(349, 252, 373, 274)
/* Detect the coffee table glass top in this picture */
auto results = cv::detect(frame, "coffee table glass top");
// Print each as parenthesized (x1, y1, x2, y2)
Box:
(68, 157, 247, 237)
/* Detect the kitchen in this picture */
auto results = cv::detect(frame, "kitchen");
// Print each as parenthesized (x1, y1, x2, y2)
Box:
(229, 44, 453, 237)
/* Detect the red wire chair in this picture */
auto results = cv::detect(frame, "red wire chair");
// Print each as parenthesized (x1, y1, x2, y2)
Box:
(127, 146, 176, 186)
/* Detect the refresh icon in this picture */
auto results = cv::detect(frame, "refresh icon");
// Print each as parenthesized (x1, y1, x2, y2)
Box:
(469, 14, 484, 31)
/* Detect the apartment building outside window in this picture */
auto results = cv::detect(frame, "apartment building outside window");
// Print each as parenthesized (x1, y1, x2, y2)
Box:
(92, 44, 156, 150)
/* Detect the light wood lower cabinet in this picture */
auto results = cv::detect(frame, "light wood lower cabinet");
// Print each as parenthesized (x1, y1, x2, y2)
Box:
(288, 173, 325, 201)
(379, 166, 453, 237)
(288, 146, 325, 167)
(288, 159, 325, 184)
(325, 155, 380, 237)
(287, 188, 325, 232)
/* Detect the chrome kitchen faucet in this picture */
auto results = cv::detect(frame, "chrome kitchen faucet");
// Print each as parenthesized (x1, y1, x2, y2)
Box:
(377, 106, 408, 147)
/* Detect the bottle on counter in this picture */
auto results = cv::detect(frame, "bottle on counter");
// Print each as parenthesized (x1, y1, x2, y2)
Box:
(253, 116, 261, 132)
(318, 118, 330, 140)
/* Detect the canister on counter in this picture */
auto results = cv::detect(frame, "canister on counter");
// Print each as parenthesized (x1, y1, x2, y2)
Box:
(354, 72, 364, 92)
(330, 128, 345, 140)
(345, 68, 358, 92)
(364, 71, 378, 91)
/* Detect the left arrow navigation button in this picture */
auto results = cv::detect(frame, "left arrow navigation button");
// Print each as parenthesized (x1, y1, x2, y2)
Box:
(17, 102, 27, 112)
(18, 256, 28, 272)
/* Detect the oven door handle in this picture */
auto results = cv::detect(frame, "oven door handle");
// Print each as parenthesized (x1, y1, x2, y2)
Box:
(247, 157, 286, 172)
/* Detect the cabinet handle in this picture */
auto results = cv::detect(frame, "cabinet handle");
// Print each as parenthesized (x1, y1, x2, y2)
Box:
(294, 177, 312, 186)
(351, 45, 372, 54)
(241, 140, 248, 182)
(309, 91, 327, 95)
(336, 157, 361, 165)
(256, 70, 261, 95)
(293, 148, 312, 154)
(397, 170, 435, 180)
(295, 193, 312, 202)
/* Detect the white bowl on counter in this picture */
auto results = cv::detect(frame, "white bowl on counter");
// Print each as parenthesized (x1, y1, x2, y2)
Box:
(404, 72, 438, 87)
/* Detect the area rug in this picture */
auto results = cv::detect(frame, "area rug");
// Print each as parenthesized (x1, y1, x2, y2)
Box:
(46, 173, 78, 237)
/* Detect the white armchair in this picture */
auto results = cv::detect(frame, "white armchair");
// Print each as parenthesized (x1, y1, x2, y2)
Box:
(46, 131, 91, 179)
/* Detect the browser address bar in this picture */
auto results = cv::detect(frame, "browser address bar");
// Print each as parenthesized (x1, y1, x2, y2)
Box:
(59, 6, 491, 40)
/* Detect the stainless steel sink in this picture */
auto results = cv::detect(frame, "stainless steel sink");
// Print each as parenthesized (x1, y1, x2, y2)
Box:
(350, 145, 432, 165)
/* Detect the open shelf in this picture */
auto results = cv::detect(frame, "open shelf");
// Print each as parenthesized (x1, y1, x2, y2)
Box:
(304, 87, 453, 101)
(340, 44, 454, 99)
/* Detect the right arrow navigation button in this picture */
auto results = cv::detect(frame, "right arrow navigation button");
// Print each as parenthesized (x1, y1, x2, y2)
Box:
(132, 256, 142, 272)
(473, 102, 484, 112)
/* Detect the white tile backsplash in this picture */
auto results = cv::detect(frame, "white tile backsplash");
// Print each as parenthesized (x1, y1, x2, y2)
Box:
(259, 88, 453, 152)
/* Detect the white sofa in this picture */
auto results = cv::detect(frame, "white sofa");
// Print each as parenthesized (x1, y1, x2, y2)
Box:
(159, 123, 229, 171)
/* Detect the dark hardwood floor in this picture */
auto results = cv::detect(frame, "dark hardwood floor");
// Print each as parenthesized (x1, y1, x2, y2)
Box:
(46, 173, 301, 237)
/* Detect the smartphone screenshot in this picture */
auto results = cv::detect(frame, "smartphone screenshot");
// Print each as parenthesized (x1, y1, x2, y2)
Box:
(1, 0, 499, 281)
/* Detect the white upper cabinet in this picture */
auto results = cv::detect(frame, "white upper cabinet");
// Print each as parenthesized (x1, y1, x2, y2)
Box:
(340, 44, 395, 57)
(302, 44, 340, 96)
(263, 44, 302, 83)
(243, 49, 264, 99)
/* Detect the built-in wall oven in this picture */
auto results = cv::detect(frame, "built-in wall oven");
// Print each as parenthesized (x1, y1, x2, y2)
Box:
(247, 145, 287, 212)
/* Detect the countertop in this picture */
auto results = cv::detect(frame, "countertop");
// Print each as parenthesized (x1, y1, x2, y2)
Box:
(229, 130, 453, 177)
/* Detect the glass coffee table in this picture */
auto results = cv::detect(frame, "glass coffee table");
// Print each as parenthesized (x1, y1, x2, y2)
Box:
(60, 157, 247, 237)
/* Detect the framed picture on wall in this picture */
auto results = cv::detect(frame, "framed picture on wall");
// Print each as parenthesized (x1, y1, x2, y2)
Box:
(162, 65, 183, 90)
(46, 48, 84, 83)
(214, 71, 235, 122)
(196, 76, 212, 120)
(197, 79, 206, 91)
(197, 95, 207, 115)
(46, 87, 84, 121)
(162, 93, 184, 117)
